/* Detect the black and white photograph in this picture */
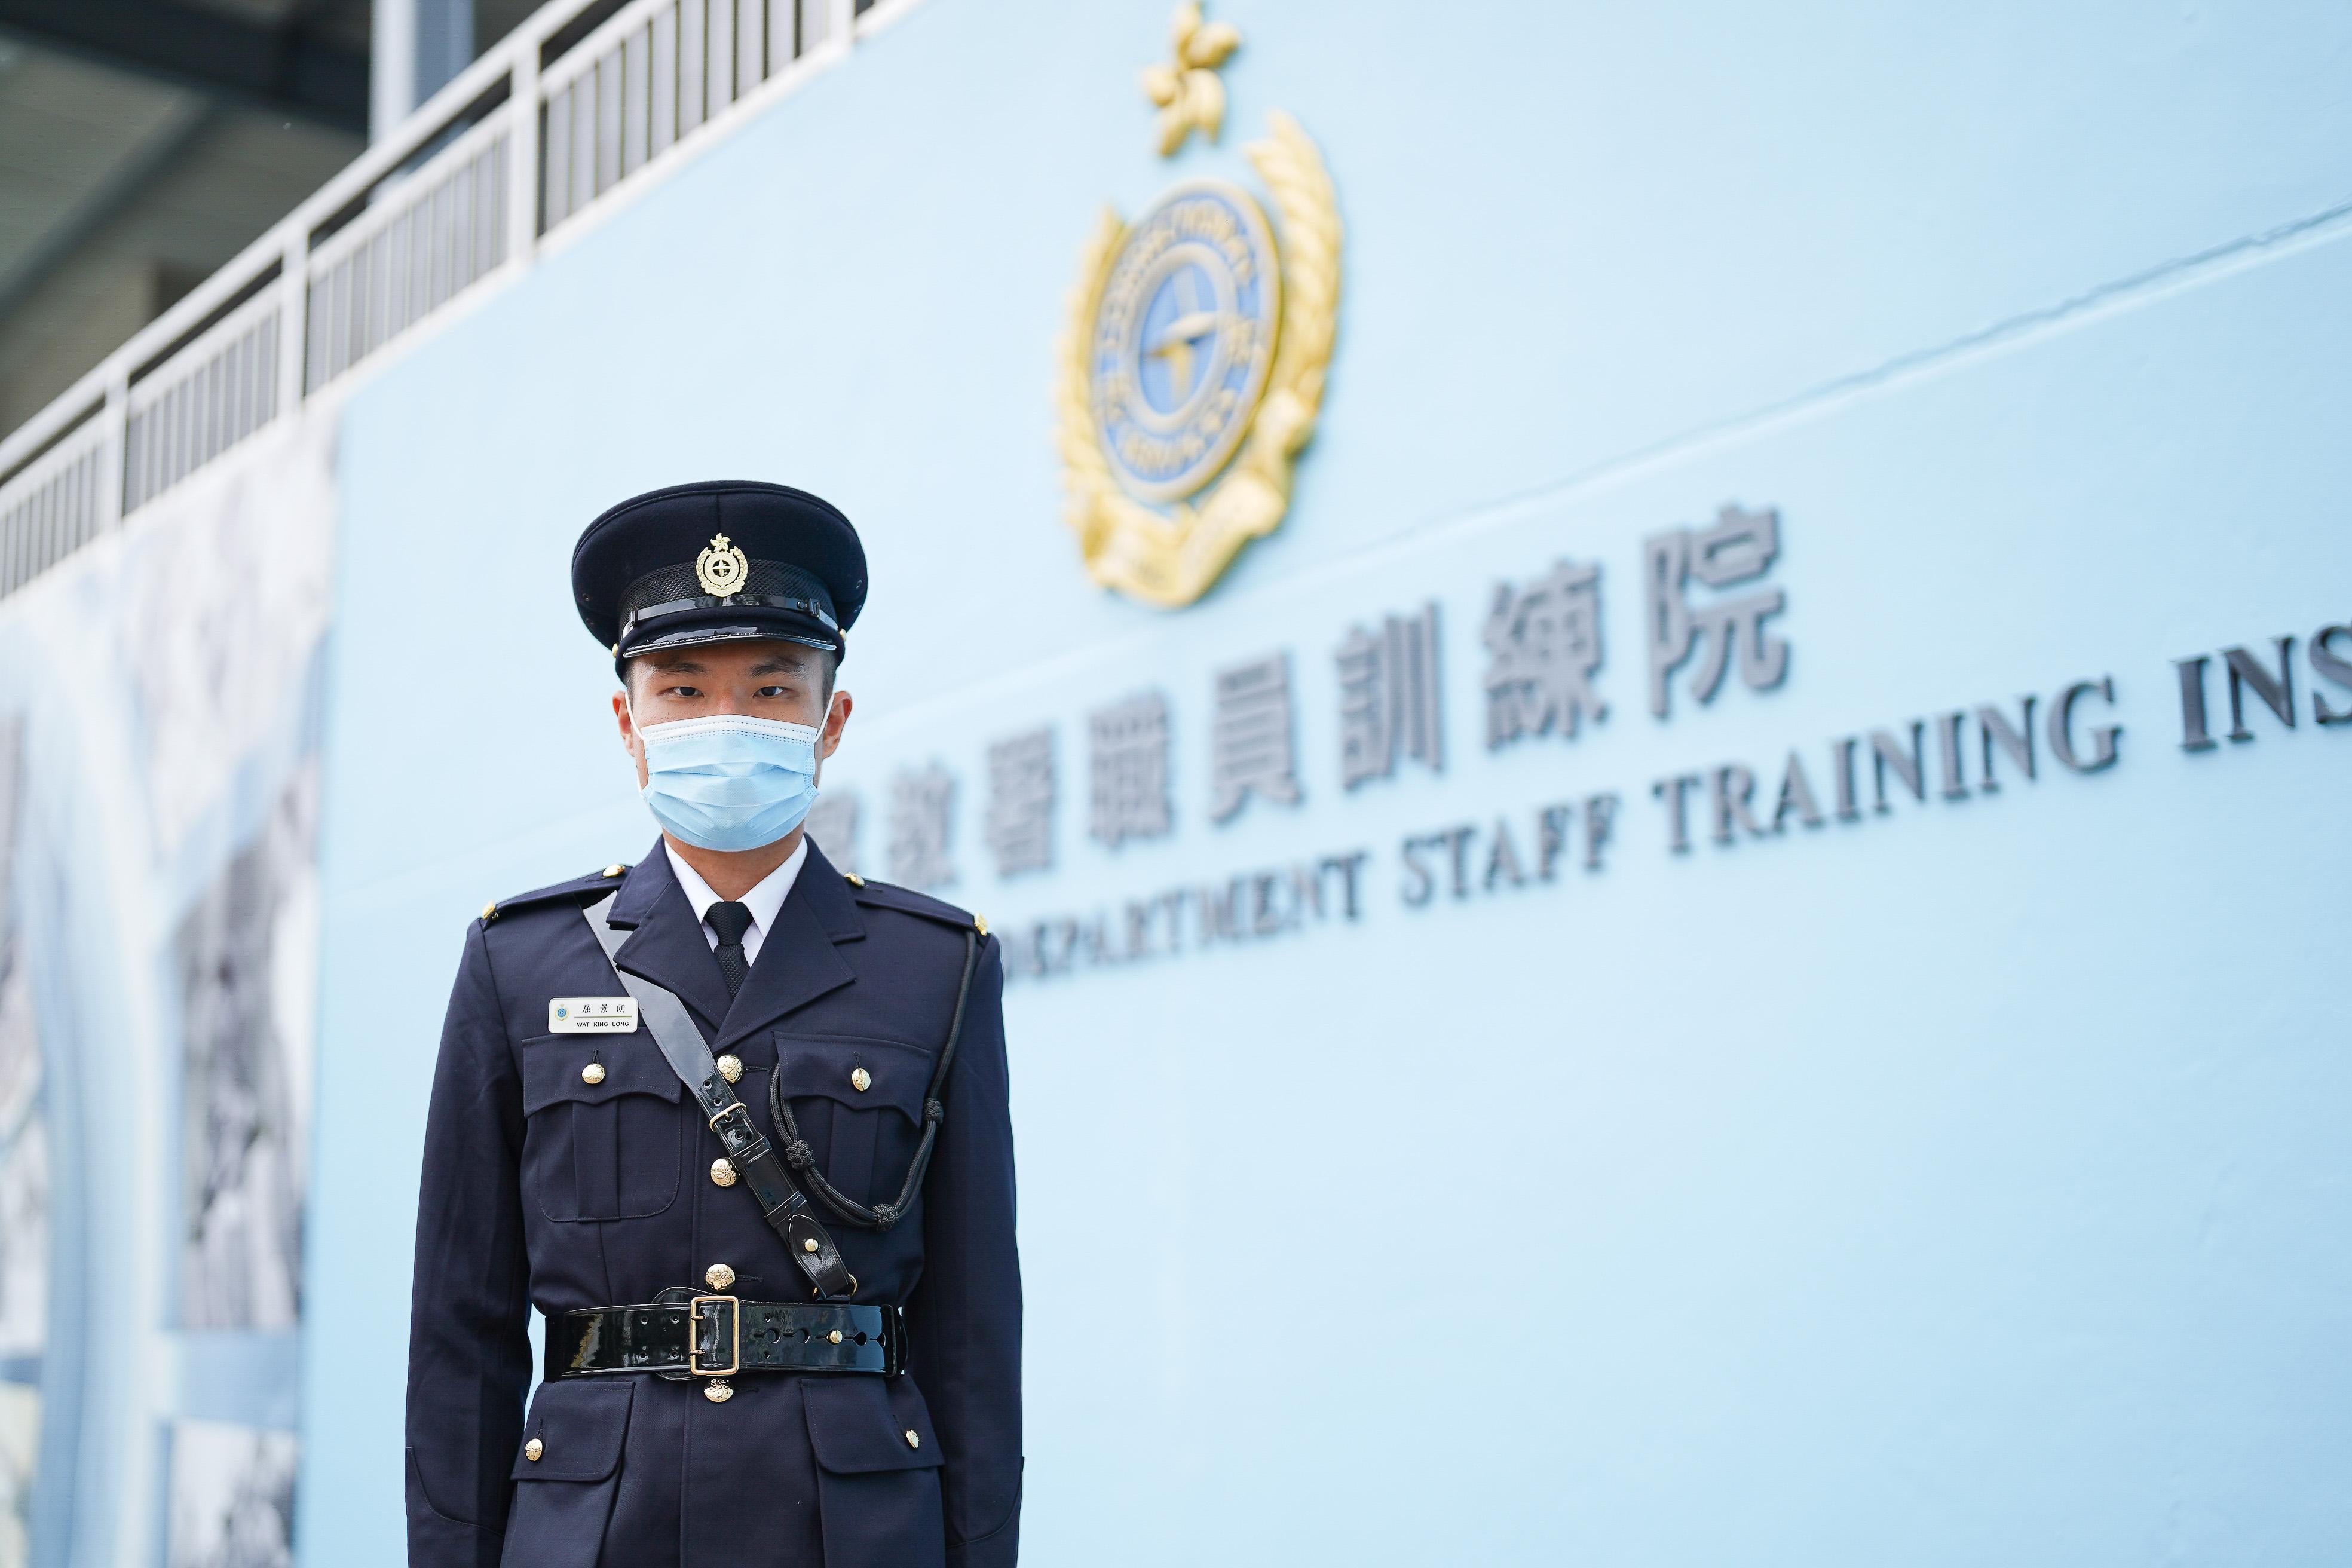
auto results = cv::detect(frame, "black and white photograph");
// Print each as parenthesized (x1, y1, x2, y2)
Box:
(166, 1420, 297, 1568)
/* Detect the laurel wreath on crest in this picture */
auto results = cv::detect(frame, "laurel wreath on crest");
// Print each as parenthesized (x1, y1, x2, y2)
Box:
(1054, 111, 1342, 608)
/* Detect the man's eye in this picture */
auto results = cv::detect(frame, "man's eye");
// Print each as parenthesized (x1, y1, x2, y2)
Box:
(664, 687, 699, 699)
(757, 686, 788, 699)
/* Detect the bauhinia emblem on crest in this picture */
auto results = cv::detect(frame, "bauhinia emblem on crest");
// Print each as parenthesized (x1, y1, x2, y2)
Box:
(1055, 3, 1342, 608)
(696, 532, 749, 596)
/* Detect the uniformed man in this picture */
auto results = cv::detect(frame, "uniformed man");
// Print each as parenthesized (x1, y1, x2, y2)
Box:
(405, 482, 1021, 1568)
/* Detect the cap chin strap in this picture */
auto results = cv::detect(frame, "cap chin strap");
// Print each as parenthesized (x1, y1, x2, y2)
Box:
(617, 627, 838, 672)
(620, 593, 840, 642)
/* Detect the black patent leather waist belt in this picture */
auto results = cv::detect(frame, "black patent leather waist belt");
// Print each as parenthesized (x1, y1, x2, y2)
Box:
(546, 1294, 906, 1382)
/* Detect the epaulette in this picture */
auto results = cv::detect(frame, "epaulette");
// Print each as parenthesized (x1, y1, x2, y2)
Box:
(479, 863, 632, 926)
(843, 872, 989, 937)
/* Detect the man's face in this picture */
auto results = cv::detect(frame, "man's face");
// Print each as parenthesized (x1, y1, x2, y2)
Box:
(613, 639, 853, 789)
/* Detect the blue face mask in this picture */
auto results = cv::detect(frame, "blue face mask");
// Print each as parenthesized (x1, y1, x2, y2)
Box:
(632, 709, 822, 852)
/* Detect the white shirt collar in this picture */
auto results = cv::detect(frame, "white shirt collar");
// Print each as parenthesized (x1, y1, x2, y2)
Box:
(664, 836, 808, 963)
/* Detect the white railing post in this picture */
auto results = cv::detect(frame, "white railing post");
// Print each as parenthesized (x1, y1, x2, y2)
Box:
(830, 0, 854, 56)
(278, 233, 310, 414)
(97, 375, 129, 534)
(508, 52, 542, 268)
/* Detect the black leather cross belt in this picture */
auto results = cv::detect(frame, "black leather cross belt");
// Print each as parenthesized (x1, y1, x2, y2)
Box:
(545, 1293, 906, 1382)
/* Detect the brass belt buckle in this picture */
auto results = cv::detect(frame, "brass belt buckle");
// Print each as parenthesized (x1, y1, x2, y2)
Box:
(688, 1294, 740, 1376)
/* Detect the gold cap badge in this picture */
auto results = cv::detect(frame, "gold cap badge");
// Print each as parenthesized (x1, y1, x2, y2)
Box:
(696, 533, 749, 596)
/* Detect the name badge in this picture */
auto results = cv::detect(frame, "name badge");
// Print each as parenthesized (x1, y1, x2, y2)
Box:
(549, 997, 638, 1033)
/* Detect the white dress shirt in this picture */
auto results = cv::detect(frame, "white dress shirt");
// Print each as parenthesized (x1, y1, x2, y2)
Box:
(664, 836, 808, 967)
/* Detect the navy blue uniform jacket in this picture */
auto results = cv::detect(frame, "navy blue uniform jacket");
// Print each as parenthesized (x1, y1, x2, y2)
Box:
(405, 840, 1021, 1568)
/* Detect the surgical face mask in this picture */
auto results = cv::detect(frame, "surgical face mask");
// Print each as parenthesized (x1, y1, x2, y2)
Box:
(630, 706, 821, 852)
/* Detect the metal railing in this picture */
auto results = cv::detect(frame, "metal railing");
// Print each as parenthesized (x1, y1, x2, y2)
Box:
(0, 414, 109, 599)
(0, 0, 904, 602)
(306, 115, 512, 394)
(542, 0, 838, 233)
(125, 288, 281, 512)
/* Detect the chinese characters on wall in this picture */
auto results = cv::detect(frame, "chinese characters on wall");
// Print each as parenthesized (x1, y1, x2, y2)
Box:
(984, 729, 1055, 876)
(829, 503, 1797, 893)
(1088, 691, 1173, 849)
(799, 500, 2338, 984)
(1644, 503, 1790, 718)
(1339, 604, 1441, 788)
(1483, 560, 1606, 748)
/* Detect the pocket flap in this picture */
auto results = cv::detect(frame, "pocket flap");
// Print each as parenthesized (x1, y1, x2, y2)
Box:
(522, 1035, 684, 1116)
(512, 1378, 634, 1482)
(801, 1376, 944, 1474)
(771, 1035, 934, 1123)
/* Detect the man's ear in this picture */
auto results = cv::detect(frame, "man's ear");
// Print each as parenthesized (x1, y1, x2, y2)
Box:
(614, 684, 645, 758)
(818, 690, 853, 761)
(615, 684, 651, 788)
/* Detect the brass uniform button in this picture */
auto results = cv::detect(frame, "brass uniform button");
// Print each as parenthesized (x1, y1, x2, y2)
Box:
(480, 901, 498, 921)
(704, 1380, 733, 1403)
(604, 864, 626, 877)
(802, 1238, 819, 1254)
(904, 1430, 920, 1450)
(705, 1263, 735, 1290)
(974, 914, 988, 936)
(580, 1062, 606, 1085)
(849, 1067, 871, 1092)
(710, 1157, 737, 1187)
(716, 1054, 744, 1084)
(523, 1438, 543, 1462)
(828, 1330, 843, 1344)
(845, 872, 865, 887)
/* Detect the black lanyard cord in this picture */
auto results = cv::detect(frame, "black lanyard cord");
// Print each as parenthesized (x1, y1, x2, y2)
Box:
(768, 928, 980, 1231)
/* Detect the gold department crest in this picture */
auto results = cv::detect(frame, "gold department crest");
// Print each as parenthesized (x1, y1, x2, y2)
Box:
(696, 532, 749, 596)
(1055, 4, 1342, 608)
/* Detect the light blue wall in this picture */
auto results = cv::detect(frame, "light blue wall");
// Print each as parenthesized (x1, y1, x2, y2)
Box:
(302, 2, 2352, 1563)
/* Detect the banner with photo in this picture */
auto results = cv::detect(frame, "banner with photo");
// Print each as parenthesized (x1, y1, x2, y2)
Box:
(0, 415, 334, 1568)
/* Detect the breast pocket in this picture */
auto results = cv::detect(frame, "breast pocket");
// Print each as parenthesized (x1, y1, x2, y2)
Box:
(522, 1035, 685, 1221)
(769, 1034, 936, 1216)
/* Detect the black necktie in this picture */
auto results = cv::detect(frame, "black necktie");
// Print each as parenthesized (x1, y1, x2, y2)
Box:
(706, 901, 754, 997)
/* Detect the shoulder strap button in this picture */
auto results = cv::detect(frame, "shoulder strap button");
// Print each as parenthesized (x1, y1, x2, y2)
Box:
(845, 872, 865, 888)
(480, 901, 498, 922)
